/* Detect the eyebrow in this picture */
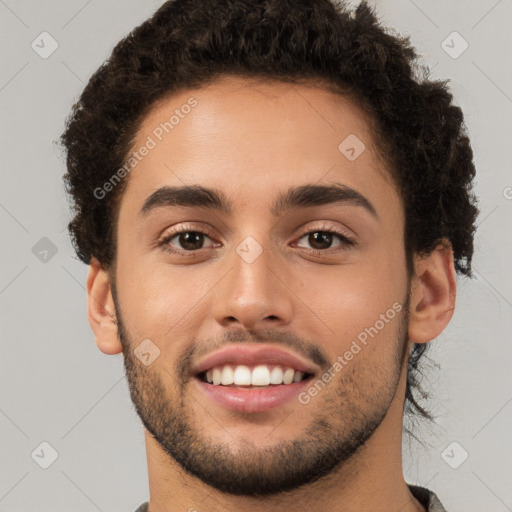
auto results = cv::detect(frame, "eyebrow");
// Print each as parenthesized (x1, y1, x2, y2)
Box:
(139, 182, 378, 219)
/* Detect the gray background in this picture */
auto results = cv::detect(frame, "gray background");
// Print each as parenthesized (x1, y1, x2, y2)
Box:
(1, 0, 511, 510)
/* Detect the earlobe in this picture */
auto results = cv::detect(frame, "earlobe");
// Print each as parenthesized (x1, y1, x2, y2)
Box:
(86, 257, 123, 355)
(408, 240, 457, 345)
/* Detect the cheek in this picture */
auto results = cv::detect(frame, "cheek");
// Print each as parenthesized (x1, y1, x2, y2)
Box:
(301, 263, 402, 314)
(293, 260, 406, 359)
(116, 260, 216, 341)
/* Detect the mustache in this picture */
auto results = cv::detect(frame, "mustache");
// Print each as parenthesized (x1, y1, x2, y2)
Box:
(179, 327, 330, 378)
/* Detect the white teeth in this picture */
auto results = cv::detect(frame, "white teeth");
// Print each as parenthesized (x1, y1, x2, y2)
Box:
(293, 371, 304, 383)
(251, 365, 270, 386)
(283, 368, 295, 385)
(270, 366, 283, 384)
(203, 364, 307, 386)
(233, 365, 252, 385)
(212, 367, 222, 385)
(221, 365, 234, 385)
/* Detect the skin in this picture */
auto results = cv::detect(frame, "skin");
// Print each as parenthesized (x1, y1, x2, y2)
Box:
(86, 75, 456, 512)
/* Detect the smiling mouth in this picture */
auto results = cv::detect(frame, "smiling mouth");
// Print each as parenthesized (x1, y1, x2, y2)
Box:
(198, 363, 313, 388)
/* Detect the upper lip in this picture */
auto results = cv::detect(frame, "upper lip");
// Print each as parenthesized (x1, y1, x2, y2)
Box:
(191, 344, 320, 376)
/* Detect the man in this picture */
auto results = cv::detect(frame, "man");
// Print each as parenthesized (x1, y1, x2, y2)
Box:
(60, 0, 479, 510)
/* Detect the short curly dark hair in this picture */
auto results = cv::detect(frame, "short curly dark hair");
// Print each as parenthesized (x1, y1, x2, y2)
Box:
(60, 0, 479, 423)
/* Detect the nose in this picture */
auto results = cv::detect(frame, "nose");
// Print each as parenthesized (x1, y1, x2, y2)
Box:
(212, 242, 293, 330)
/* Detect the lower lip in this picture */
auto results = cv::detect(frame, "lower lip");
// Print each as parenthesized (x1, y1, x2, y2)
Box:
(194, 377, 312, 413)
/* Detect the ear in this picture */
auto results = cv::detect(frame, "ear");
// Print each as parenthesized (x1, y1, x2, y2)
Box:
(86, 257, 122, 355)
(408, 240, 457, 344)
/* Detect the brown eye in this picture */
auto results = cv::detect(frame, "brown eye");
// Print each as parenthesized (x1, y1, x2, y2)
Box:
(296, 229, 353, 252)
(307, 231, 334, 250)
(160, 230, 216, 253)
(176, 231, 206, 251)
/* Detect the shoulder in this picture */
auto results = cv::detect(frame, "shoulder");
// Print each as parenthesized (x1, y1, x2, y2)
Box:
(409, 484, 449, 512)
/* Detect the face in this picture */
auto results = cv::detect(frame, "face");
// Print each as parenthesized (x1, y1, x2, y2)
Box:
(109, 75, 412, 495)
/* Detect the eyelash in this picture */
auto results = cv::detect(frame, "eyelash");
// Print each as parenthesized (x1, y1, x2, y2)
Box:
(157, 223, 356, 258)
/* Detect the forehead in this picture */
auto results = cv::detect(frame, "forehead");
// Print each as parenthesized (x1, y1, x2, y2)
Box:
(120, 75, 399, 218)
